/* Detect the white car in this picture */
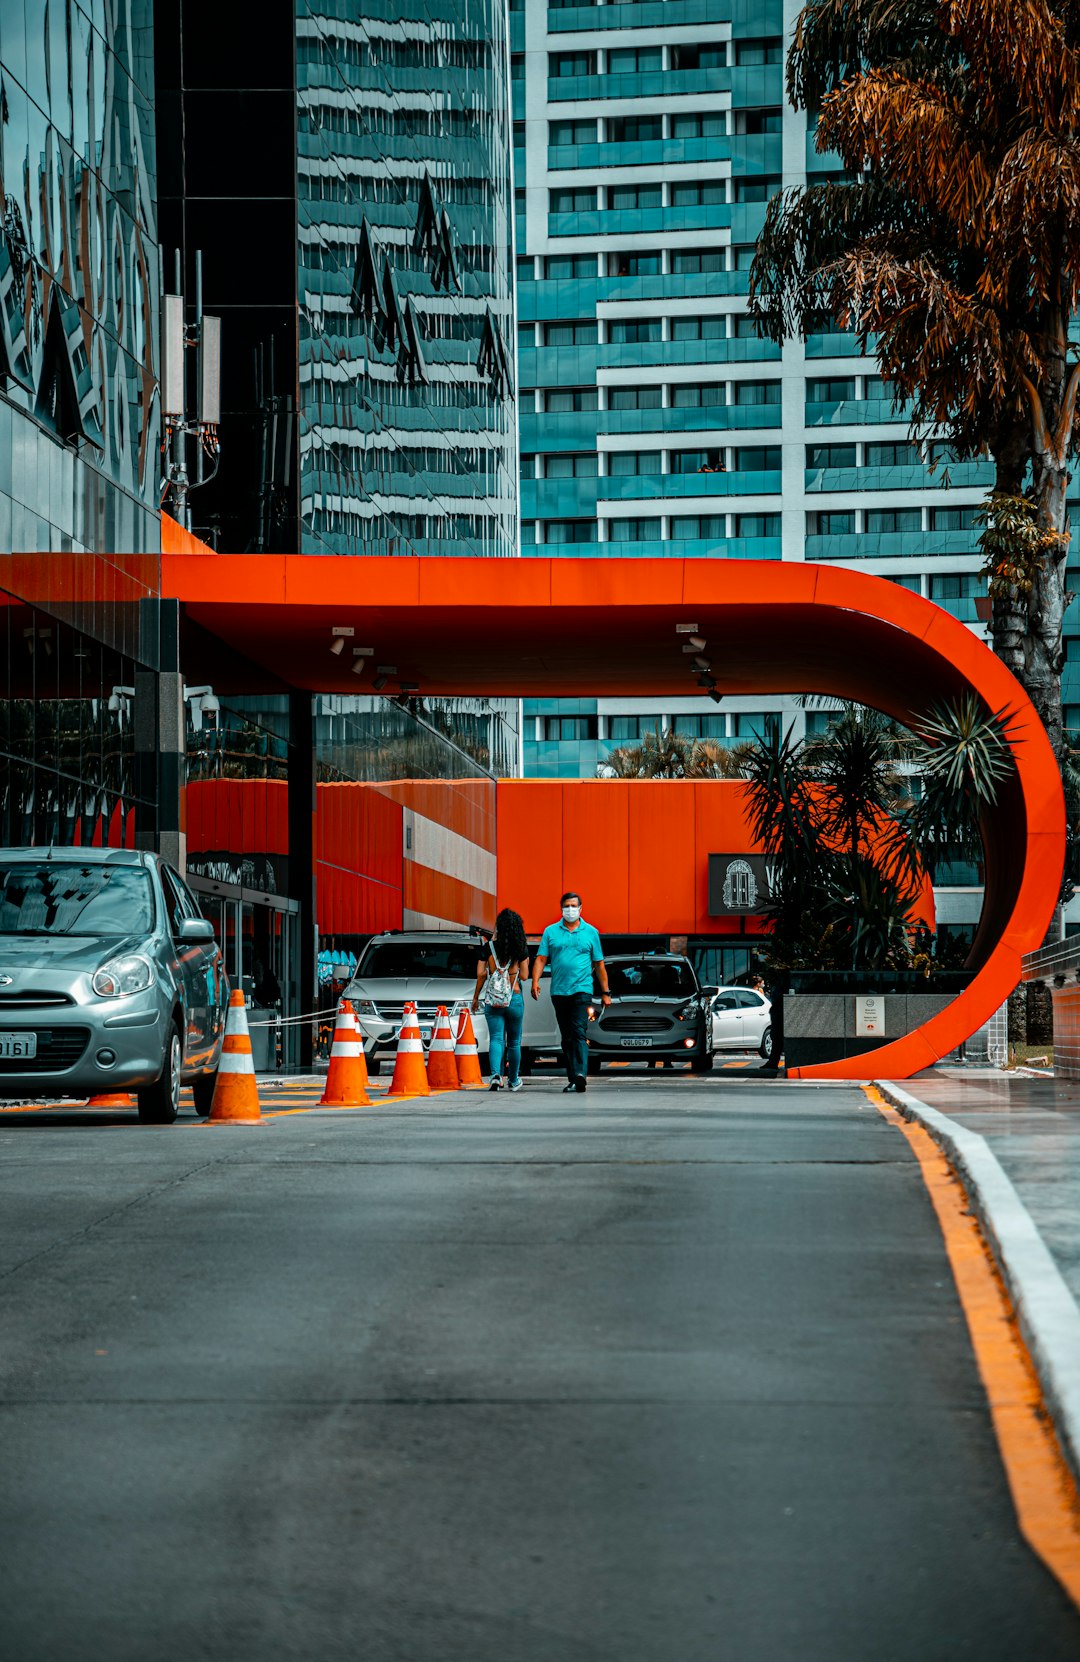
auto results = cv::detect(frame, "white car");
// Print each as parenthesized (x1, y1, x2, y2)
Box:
(710, 986, 773, 1060)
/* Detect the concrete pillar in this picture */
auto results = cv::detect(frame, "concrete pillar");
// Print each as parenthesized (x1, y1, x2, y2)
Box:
(134, 599, 185, 871)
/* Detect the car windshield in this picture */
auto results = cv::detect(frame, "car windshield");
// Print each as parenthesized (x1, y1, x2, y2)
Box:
(358, 942, 483, 980)
(0, 864, 155, 936)
(608, 960, 697, 998)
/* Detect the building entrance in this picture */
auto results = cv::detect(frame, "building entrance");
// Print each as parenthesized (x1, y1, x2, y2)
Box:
(188, 879, 300, 1071)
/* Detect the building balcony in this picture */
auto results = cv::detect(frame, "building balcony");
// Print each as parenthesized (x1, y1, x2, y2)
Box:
(804, 333, 872, 358)
(547, 136, 732, 170)
(548, 67, 732, 102)
(548, 0, 732, 31)
(549, 203, 733, 238)
(521, 410, 600, 451)
(598, 270, 750, 301)
(597, 337, 780, 369)
(599, 470, 781, 500)
(522, 477, 600, 518)
(806, 530, 982, 560)
(597, 402, 779, 436)
(804, 397, 913, 427)
(519, 345, 600, 386)
(729, 65, 783, 106)
(804, 462, 995, 494)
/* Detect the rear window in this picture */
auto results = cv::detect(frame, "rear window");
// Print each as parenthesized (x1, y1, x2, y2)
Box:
(0, 864, 154, 936)
(607, 959, 697, 998)
(358, 942, 484, 979)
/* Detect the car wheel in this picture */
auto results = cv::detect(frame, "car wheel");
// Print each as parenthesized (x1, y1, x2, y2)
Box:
(587, 1055, 601, 1077)
(518, 1050, 533, 1077)
(191, 1070, 217, 1117)
(138, 1025, 183, 1124)
(690, 1053, 713, 1074)
(759, 1027, 773, 1061)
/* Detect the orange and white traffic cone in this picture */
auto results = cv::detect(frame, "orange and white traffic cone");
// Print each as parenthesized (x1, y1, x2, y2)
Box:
(427, 1005, 459, 1091)
(319, 999, 371, 1107)
(208, 989, 262, 1123)
(87, 1092, 137, 1108)
(387, 1001, 430, 1098)
(454, 1006, 483, 1088)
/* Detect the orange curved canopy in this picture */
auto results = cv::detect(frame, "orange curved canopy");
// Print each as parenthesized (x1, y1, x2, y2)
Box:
(162, 553, 1064, 1081)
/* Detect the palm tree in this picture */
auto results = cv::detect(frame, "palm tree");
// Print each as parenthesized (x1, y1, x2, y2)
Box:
(749, 0, 1080, 760)
(599, 726, 745, 779)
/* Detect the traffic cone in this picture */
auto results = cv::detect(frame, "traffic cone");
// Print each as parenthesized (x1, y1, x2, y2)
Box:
(427, 1005, 459, 1091)
(208, 990, 262, 1123)
(319, 999, 370, 1107)
(387, 1001, 430, 1098)
(454, 1005, 483, 1088)
(87, 1092, 137, 1108)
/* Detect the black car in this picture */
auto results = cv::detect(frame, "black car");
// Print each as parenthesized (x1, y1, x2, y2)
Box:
(585, 954, 713, 1074)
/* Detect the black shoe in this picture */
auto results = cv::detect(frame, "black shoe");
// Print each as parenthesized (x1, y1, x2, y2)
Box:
(574, 1077, 587, 1093)
(562, 1082, 577, 1093)
(489, 1078, 502, 1091)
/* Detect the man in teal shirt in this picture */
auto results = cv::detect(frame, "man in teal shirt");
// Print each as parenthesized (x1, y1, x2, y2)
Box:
(531, 891, 611, 1093)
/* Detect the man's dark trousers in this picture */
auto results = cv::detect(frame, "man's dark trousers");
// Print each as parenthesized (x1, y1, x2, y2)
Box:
(552, 992, 591, 1083)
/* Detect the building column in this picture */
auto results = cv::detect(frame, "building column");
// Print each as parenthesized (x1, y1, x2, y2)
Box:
(135, 599, 185, 870)
(288, 690, 317, 1069)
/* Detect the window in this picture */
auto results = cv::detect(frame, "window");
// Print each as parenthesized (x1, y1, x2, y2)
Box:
(736, 513, 781, 536)
(806, 377, 855, 402)
(0, 863, 156, 937)
(670, 43, 728, 70)
(517, 323, 536, 347)
(866, 509, 921, 533)
(671, 448, 725, 473)
(544, 715, 598, 739)
(545, 387, 599, 411)
(671, 112, 727, 139)
(741, 108, 783, 133)
(671, 248, 726, 273)
(545, 320, 598, 345)
(520, 453, 537, 476)
(732, 244, 758, 269)
(550, 188, 597, 213)
(608, 251, 662, 277)
(734, 177, 781, 203)
(670, 315, 727, 340)
(670, 382, 725, 407)
(607, 317, 662, 344)
(930, 573, 980, 602)
(735, 39, 784, 64)
(550, 118, 597, 145)
(516, 256, 536, 283)
(607, 450, 662, 475)
(544, 452, 598, 477)
(734, 446, 781, 471)
(735, 712, 781, 739)
(544, 254, 597, 279)
(866, 441, 920, 467)
(671, 514, 727, 540)
(930, 507, 979, 531)
(609, 716, 646, 740)
(607, 114, 662, 143)
(515, 189, 526, 217)
(810, 511, 855, 535)
(545, 520, 597, 544)
(673, 713, 726, 737)
(807, 443, 856, 469)
(608, 517, 662, 541)
(608, 46, 662, 73)
(511, 53, 524, 80)
(927, 439, 960, 464)
(608, 183, 662, 210)
(734, 380, 781, 405)
(550, 51, 595, 77)
(607, 384, 663, 409)
(670, 180, 727, 206)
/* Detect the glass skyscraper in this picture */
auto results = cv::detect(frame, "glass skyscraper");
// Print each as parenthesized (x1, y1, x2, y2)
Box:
(295, 0, 518, 559)
(511, 0, 1080, 782)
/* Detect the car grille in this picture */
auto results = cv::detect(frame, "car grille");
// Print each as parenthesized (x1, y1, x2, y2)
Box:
(0, 1028, 92, 1073)
(603, 1016, 675, 1036)
(376, 1003, 449, 1026)
(0, 991, 75, 1009)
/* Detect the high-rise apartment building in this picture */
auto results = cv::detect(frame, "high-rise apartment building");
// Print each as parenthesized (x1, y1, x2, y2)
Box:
(511, 0, 1079, 786)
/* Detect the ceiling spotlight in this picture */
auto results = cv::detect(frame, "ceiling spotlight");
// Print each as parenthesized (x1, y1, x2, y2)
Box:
(693, 656, 711, 672)
(708, 689, 723, 703)
(697, 674, 716, 688)
(675, 623, 699, 634)
(376, 664, 397, 676)
(687, 635, 706, 651)
(331, 626, 354, 638)
(329, 636, 346, 656)
(372, 675, 388, 692)
(682, 643, 705, 655)
(353, 646, 374, 657)
(350, 658, 367, 676)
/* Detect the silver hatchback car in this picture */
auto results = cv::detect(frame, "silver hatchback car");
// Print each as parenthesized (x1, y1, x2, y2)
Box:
(0, 848, 228, 1122)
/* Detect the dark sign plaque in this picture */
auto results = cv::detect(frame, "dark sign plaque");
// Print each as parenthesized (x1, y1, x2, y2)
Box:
(707, 854, 775, 916)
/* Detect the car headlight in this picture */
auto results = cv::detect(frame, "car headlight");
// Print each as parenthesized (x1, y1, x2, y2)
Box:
(353, 999, 379, 1017)
(92, 954, 156, 997)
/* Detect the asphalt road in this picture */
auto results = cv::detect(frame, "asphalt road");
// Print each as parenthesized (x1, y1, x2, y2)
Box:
(2, 1077, 1079, 1662)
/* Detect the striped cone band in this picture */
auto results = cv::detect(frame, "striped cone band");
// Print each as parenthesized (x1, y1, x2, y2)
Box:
(224, 999, 250, 1037)
(218, 1051, 256, 1074)
(396, 1037, 424, 1053)
(330, 1038, 364, 1057)
(455, 1040, 478, 1055)
(388, 998, 430, 1097)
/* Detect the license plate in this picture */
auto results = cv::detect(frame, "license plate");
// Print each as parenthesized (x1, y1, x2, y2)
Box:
(420, 1028, 432, 1043)
(620, 1036, 651, 1048)
(0, 1031, 37, 1060)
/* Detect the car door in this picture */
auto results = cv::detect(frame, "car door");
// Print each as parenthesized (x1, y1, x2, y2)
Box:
(172, 866, 228, 1060)
(710, 991, 742, 1049)
(733, 988, 769, 1044)
(160, 866, 216, 1067)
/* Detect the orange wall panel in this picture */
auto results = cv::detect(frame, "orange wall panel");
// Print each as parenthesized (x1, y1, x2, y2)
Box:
(495, 782, 565, 931)
(628, 784, 697, 934)
(562, 781, 630, 932)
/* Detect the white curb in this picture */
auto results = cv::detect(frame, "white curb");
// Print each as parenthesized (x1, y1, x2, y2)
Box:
(877, 1081, 1080, 1488)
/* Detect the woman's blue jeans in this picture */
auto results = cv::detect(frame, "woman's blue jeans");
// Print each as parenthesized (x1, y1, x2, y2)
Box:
(486, 991, 524, 1085)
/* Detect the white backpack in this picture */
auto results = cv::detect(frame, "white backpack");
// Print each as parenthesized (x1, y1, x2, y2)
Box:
(482, 947, 514, 1009)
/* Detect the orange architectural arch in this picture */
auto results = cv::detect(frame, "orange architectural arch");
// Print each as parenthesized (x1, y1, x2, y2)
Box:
(161, 553, 1066, 1080)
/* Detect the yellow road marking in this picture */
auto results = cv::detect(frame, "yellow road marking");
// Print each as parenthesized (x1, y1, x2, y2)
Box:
(864, 1085, 1080, 1608)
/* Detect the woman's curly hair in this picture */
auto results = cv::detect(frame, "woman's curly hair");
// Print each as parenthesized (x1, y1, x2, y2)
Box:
(492, 907, 528, 965)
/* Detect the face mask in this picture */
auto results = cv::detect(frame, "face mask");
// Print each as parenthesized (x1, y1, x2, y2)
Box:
(562, 904, 581, 923)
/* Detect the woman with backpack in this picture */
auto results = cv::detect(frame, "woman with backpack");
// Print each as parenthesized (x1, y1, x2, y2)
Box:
(471, 908, 530, 1092)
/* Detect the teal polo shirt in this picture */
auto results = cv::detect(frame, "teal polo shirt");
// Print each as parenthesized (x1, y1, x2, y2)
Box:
(538, 919, 604, 997)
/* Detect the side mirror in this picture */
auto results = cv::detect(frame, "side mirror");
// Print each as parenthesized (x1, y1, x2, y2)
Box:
(178, 916, 215, 943)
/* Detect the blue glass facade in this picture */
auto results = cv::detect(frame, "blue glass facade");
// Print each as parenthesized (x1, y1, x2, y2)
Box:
(295, 0, 518, 558)
(0, 0, 160, 555)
